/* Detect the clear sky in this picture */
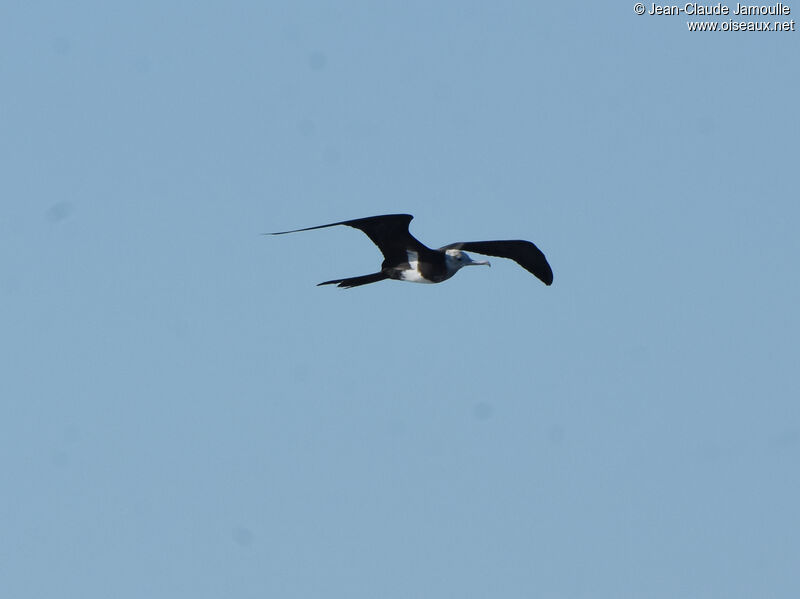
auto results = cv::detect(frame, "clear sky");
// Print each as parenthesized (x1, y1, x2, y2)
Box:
(2, 2, 798, 597)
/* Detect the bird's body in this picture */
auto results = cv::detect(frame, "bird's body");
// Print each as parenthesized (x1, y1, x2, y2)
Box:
(383, 248, 483, 284)
(270, 213, 553, 288)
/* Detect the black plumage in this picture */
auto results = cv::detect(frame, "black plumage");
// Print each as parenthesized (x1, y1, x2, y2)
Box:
(270, 213, 553, 288)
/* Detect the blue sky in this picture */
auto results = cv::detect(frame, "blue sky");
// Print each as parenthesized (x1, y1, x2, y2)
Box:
(2, 2, 798, 597)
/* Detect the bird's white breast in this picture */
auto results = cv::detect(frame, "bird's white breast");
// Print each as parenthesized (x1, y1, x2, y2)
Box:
(400, 250, 435, 283)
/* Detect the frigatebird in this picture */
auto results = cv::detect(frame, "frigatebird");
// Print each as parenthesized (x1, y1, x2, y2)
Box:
(270, 213, 553, 288)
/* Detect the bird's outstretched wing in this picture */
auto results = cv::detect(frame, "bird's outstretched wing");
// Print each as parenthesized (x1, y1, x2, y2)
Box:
(271, 214, 429, 264)
(440, 240, 553, 285)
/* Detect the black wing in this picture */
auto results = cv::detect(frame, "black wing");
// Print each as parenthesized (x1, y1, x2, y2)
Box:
(271, 214, 429, 264)
(440, 240, 553, 285)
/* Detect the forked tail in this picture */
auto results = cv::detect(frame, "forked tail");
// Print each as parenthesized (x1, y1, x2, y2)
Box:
(317, 271, 388, 289)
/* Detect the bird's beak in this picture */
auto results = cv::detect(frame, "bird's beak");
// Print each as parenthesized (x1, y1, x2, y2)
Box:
(470, 260, 490, 267)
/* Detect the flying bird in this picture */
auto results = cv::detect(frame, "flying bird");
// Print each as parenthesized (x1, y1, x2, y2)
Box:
(270, 213, 553, 288)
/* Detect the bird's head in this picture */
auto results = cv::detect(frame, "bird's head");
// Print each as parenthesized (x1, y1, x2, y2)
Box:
(444, 249, 490, 270)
